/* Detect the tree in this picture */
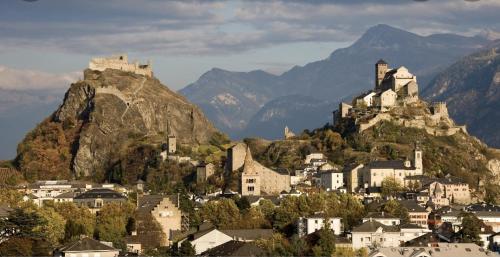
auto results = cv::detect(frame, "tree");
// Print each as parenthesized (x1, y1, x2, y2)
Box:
(235, 196, 251, 212)
(178, 240, 196, 256)
(54, 202, 95, 237)
(64, 219, 86, 242)
(0, 208, 46, 239)
(381, 177, 404, 198)
(459, 212, 483, 246)
(0, 238, 33, 257)
(96, 202, 134, 249)
(36, 207, 66, 246)
(312, 227, 336, 257)
(382, 200, 409, 224)
(200, 198, 241, 229)
(0, 189, 23, 206)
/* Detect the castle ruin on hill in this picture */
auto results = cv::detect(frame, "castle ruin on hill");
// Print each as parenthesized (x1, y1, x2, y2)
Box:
(89, 54, 153, 77)
(333, 60, 467, 137)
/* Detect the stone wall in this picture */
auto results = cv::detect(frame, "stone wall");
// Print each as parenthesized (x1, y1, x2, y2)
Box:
(89, 54, 152, 77)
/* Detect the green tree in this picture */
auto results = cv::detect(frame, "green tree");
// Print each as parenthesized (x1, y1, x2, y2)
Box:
(312, 227, 336, 257)
(36, 207, 66, 246)
(0, 238, 33, 257)
(178, 240, 196, 256)
(96, 202, 134, 249)
(381, 177, 404, 198)
(459, 212, 483, 246)
(54, 202, 95, 236)
(0, 189, 23, 206)
(0, 208, 46, 239)
(64, 219, 86, 242)
(382, 200, 409, 224)
(200, 198, 241, 228)
(235, 196, 251, 212)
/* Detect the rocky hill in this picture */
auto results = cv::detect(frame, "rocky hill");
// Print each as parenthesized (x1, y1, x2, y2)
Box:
(246, 102, 500, 202)
(15, 68, 219, 181)
(180, 24, 490, 139)
(424, 42, 500, 148)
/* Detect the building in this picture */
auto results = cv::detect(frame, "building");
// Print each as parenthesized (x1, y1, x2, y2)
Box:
(284, 126, 295, 139)
(240, 146, 290, 196)
(135, 195, 183, 248)
(55, 237, 119, 257)
(305, 153, 325, 165)
(226, 143, 247, 172)
(73, 189, 127, 213)
(400, 200, 429, 228)
(197, 163, 215, 183)
(359, 147, 423, 190)
(351, 220, 430, 249)
(89, 54, 152, 77)
(319, 171, 344, 191)
(343, 164, 364, 193)
(24, 180, 92, 207)
(167, 135, 176, 154)
(368, 243, 496, 257)
(297, 215, 342, 237)
(427, 176, 471, 205)
(362, 212, 400, 226)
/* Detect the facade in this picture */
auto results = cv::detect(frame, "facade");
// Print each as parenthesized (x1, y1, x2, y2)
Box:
(167, 135, 176, 154)
(343, 164, 364, 193)
(197, 163, 215, 183)
(305, 153, 325, 165)
(73, 189, 127, 213)
(351, 221, 430, 249)
(240, 147, 291, 196)
(400, 200, 429, 228)
(190, 228, 233, 254)
(227, 143, 247, 172)
(427, 177, 471, 205)
(320, 171, 344, 191)
(89, 54, 152, 77)
(137, 195, 182, 246)
(24, 180, 92, 207)
(297, 215, 342, 237)
(56, 237, 119, 257)
(360, 147, 423, 190)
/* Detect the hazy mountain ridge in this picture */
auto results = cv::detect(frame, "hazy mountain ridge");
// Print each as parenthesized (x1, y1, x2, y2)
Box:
(424, 41, 500, 147)
(181, 24, 490, 140)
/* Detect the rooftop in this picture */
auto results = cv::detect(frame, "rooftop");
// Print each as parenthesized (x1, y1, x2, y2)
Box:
(73, 189, 126, 200)
(59, 237, 117, 252)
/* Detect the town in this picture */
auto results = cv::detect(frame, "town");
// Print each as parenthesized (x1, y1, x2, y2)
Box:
(0, 58, 498, 257)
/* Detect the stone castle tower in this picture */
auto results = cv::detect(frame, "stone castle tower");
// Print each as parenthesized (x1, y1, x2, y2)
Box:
(375, 59, 388, 90)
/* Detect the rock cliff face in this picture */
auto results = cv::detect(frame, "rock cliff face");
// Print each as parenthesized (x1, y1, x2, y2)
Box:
(16, 69, 218, 180)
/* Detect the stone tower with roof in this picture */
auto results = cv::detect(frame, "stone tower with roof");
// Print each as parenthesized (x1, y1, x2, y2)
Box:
(241, 147, 261, 196)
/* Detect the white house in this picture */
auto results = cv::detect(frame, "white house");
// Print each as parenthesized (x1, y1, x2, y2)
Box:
(351, 221, 430, 250)
(368, 243, 494, 257)
(305, 153, 325, 165)
(320, 171, 344, 191)
(297, 215, 342, 237)
(189, 228, 233, 254)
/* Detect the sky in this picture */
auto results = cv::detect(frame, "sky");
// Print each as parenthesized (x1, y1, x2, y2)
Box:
(1, 0, 500, 90)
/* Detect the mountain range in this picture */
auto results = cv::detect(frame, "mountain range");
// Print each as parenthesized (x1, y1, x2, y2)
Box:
(180, 24, 491, 140)
(424, 41, 500, 148)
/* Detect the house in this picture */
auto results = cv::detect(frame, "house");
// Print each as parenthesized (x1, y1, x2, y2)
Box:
(197, 163, 215, 183)
(297, 214, 342, 237)
(362, 212, 400, 226)
(354, 91, 377, 107)
(54, 192, 77, 203)
(23, 180, 92, 206)
(187, 225, 233, 255)
(240, 146, 290, 196)
(368, 243, 496, 257)
(305, 153, 325, 165)
(466, 204, 500, 232)
(343, 164, 364, 193)
(200, 241, 265, 257)
(55, 237, 119, 257)
(319, 171, 344, 191)
(400, 200, 429, 228)
(351, 220, 430, 249)
(426, 176, 471, 205)
(220, 229, 273, 242)
(73, 189, 127, 213)
(134, 195, 183, 248)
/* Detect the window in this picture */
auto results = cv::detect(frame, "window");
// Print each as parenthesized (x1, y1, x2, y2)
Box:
(246, 179, 256, 183)
(248, 186, 254, 192)
(94, 254, 101, 257)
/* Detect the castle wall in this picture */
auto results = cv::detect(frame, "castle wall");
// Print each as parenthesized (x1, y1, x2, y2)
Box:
(227, 143, 247, 171)
(89, 55, 152, 77)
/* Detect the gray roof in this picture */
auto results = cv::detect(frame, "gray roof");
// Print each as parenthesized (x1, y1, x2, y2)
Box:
(55, 192, 78, 199)
(221, 229, 273, 240)
(352, 220, 399, 233)
(73, 189, 126, 200)
(137, 194, 178, 213)
(201, 241, 264, 257)
(59, 237, 117, 252)
(399, 200, 427, 212)
(368, 160, 414, 170)
(364, 212, 398, 219)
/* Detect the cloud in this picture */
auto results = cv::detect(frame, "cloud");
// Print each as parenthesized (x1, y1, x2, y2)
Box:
(0, 0, 499, 56)
(0, 65, 80, 90)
